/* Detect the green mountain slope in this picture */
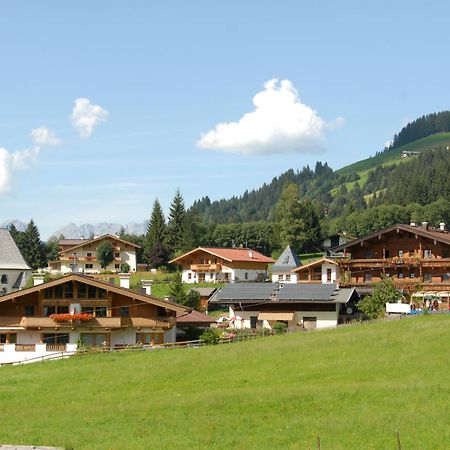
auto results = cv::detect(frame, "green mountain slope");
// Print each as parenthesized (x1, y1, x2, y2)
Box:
(0, 315, 449, 449)
(337, 132, 450, 178)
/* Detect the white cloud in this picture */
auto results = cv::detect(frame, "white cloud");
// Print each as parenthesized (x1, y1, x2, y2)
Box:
(197, 79, 343, 155)
(31, 126, 61, 147)
(71, 98, 108, 138)
(0, 146, 40, 193)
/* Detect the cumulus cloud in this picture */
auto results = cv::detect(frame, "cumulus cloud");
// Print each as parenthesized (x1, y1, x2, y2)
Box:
(31, 126, 61, 147)
(71, 98, 108, 138)
(197, 79, 343, 155)
(0, 146, 40, 193)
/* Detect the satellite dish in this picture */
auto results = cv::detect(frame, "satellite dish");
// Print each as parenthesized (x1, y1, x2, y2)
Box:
(346, 306, 353, 315)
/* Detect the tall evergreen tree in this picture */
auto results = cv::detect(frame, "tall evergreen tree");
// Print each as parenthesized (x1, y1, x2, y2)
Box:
(22, 220, 47, 269)
(144, 198, 168, 266)
(166, 189, 186, 255)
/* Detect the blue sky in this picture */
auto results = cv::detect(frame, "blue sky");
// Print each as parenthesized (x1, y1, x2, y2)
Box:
(1, 1, 450, 238)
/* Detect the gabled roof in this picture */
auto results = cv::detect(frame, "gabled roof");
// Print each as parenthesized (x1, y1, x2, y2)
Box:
(210, 282, 355, 304)
(0, 229, 31, 270)
(170, 247, 274, 264)
(331, 223, 450, 252)
(59, 234, 141, 254)
(176, 309, 216, 324)
(0, 273, 188, 313)
(271, 246, 301, 272)
(292, 257, 338, 273)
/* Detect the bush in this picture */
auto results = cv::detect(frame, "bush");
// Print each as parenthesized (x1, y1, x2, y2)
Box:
(200, 329, 221, 345)
(120, 263, 131, 273)
(272, 322, 288, 334)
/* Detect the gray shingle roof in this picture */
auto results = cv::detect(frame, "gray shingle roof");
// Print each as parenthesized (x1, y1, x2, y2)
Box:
(0, 229, 31, 270)
(210, 282, 355, 304)
(271, 245, 301, 271)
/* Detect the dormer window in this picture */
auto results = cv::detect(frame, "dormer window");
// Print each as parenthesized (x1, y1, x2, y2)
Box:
(0, 274, 8, 284)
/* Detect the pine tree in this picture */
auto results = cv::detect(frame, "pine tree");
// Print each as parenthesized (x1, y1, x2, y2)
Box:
(144, 198, 168, 266)
(22, 220, 47, 269)
(166, 189, 186, 255)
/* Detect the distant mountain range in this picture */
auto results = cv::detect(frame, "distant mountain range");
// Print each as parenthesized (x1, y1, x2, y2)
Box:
(51, 222, 148, 239)
(0, 220, 147, 239)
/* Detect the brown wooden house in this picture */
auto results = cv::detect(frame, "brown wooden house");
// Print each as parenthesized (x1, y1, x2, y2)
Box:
(332, 222, 450, 292)
(0, 274, 188, 363)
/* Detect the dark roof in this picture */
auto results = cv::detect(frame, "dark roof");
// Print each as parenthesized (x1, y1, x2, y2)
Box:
(210, 282, 355, 304)
(189, 287, 217, 297)
(0, 229, 31, 270)
(271, 246, 301, 272)
(331, 223, 450, 253)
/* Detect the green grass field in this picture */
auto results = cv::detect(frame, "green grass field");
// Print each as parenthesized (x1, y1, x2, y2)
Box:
(0, 315, 449, 449)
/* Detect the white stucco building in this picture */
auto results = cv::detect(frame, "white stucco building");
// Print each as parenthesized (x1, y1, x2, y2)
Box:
(0, 228, 31, 296)
(271, 245, 301, 283)
(48, 235, 139, 274)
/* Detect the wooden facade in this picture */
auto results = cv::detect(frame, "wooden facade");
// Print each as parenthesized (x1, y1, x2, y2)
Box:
(333, 224, 450, 291)
(0, 274, 187, 351)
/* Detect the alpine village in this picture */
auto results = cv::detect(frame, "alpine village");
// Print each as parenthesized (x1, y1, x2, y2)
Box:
(2, 113, 450, 449)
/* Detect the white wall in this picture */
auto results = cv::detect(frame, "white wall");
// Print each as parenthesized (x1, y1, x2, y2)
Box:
(321, 264, 339, 284)
(0, 269, 31, 294)
(271, 272, 298, 283)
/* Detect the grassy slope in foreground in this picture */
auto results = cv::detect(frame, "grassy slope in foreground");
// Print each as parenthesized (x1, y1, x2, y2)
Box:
(0, 315, 449, 450)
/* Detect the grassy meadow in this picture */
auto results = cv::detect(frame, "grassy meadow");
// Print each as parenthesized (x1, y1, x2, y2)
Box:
(0, 315, 449, 449)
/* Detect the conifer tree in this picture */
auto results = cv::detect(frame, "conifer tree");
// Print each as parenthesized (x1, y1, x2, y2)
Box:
(166, 189, 186, 255)
(144, 198, 168, 267)
(22, 220, 47, 269)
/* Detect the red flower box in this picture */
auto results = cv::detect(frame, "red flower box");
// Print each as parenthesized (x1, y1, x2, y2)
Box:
(50, 313, 93, 322)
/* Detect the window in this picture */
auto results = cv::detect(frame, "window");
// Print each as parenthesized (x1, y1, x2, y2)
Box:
(443, 249, 450, 258)
(364, 273, 372, 282)
(42, 333, 69, 344)
(44, 305, 69, 316)
(120, 307, 129, 317)
(64, 282, 73, 299)
(188, 273, 192, 280)
(115, 253, 120, 258)
(409, 272, 416, 279)
(54, 284, 63, 298)
(224, 273, 229, 280)
(85, 263, 93, 269)
(398, 250, 403, 257)
(115, 264, 120, 269)
(0, 333, 16, 343)
(88, 285, 97, 298)
(278, 274, 284, 282)
(423, 249, 432, 258)
(95, 307, 107, 317)
(285, 274, 291, 282)
(80, 333, 107, 347)
(326, 268, 332, 282)
(87, 252, 92, 257)
(24, 305, 34, 317)
(244, 272, 248, 280)
(250, 316, 257, 329)
(442, 273, 450, 282)
(384, 249, 390, 258)
(423, 273, 432, 282)
(136, 333, 164, 345)
(78, 283, 87, 299)
(398, 272, 404, 279)
(1, 274, 8, 284)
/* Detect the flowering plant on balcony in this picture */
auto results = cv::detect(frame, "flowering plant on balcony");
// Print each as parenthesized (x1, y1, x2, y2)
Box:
(50, 313, 93, 322)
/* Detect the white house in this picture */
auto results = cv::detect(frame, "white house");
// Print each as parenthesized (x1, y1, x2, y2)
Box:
(209, 283, 357, 331)
(169, 247, 274, 284)
(48, 235, 139, 274)
(271, 245, 301, 283)
(0, 228, 31, 296)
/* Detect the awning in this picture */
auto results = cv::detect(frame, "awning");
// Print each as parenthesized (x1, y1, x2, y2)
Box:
(258, 312, 295, 321)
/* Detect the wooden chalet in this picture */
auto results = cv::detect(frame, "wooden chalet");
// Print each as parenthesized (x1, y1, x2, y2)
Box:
(332, 222, 450, 292)
(0, 274, 188, 363)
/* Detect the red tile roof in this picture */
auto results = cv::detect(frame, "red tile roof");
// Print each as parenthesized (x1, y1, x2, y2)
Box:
(170, 247, 274, 264)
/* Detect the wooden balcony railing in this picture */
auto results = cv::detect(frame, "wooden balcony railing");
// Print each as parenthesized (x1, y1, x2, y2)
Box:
(46, 344, 67, 352)
(190, 263, 222, 272)
(15, 344, 36, 352)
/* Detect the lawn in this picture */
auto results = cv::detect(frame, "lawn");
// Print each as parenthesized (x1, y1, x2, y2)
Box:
(0, 315, 449, 449)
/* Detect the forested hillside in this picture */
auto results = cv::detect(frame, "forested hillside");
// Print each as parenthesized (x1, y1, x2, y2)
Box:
(190, 111, 450, 241)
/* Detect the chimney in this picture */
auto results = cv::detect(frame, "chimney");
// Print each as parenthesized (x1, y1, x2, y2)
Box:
(248, 250, 253, 258)
(421, 221, 429, 231)
(440, 222, 446, 231)
(119, 273, 130, 289)
(33, 273, 45, 286)
(141, 280, 152, 295)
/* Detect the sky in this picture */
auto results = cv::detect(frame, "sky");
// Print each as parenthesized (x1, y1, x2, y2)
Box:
(1, 0, 450, 239)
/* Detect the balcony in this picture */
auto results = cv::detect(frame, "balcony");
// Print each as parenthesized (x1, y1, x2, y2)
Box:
(190, 263, 222, 272)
